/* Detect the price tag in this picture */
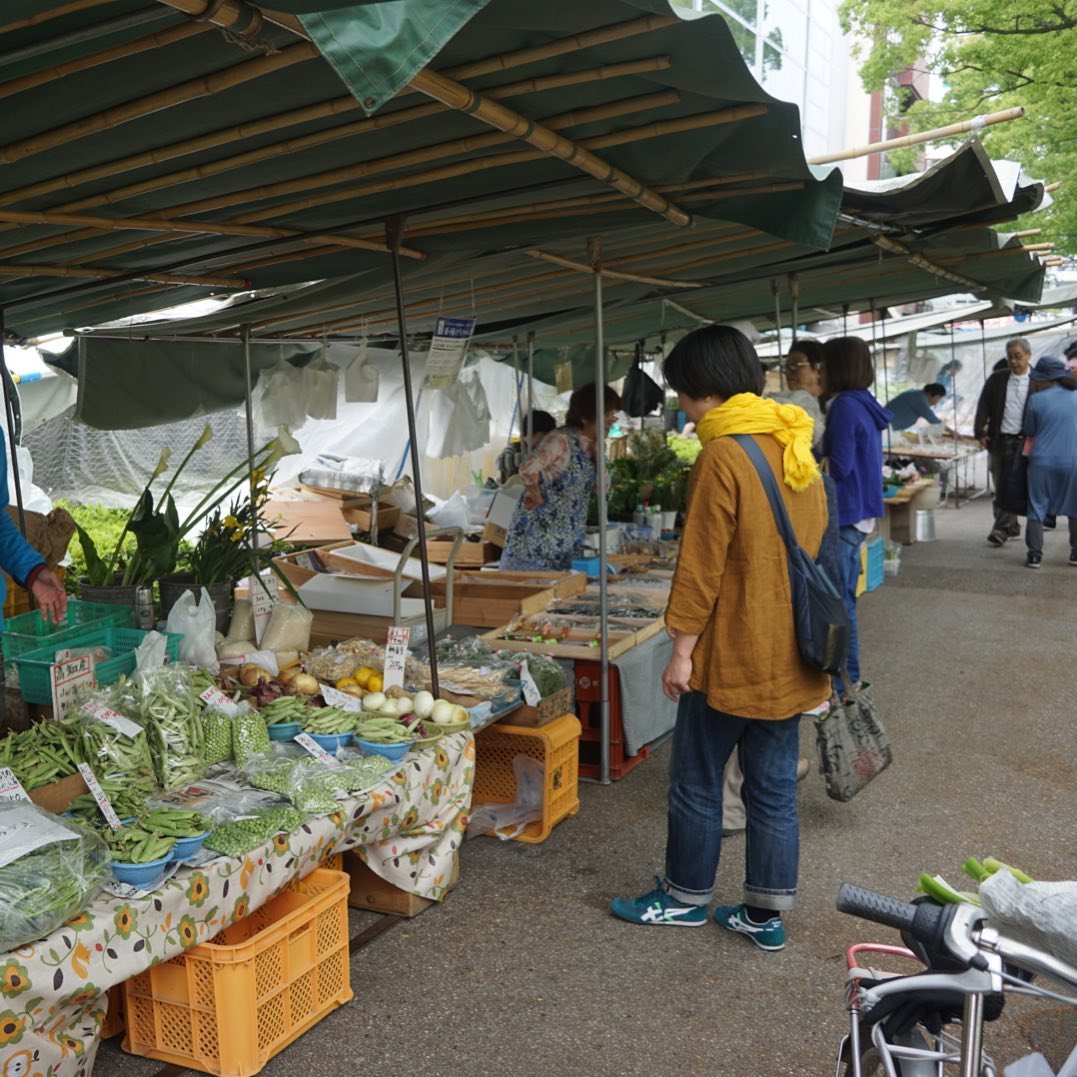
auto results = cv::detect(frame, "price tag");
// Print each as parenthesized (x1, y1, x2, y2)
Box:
(293, 733, 342, 768)
(50, 654, 96, 719)
(246, 573, 279, 646)
(383, 625, 410, 691)
(321, 685, 362, 712)
(0, 768, 29, 802)
(76, 763, 123, 829)
(520, 660, 542, 707)
(200, 687, 240, 717)
(81, 700, 143, 738)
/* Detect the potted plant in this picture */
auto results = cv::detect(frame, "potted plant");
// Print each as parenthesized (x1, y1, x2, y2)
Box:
(652, 469, 687, 531)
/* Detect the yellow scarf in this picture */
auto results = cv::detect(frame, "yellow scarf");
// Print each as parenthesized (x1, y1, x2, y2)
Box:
(695, 393, 820, 492)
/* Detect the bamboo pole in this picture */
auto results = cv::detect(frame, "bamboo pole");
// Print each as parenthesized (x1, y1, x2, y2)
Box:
(0, 43, 318, 163)
(0, 262, 242, 287)
(526, 249, 703, 289)
(1043, 257, 1063, 266)
(154, 0, 304, 36)
(1044, 182, 1062, 192)
(0, 22, 209, 102)
(0, 0, 117, 34)
(408, 67, 692, 227)
(808, 107, 1024, 165)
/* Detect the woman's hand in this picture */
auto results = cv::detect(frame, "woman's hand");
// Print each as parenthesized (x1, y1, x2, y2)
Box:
(662, 652, 694, 703)
(30, 568, 68, 623)
(522, 484, 544, 509)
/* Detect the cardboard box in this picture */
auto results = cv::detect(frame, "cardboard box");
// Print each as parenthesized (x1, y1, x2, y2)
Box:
(264, 498, 352, 546)
(482, 485, 523, 547)
(28, 772, 89, 814)
(344, 850, 459, 917)
(394, 513, 420, 540)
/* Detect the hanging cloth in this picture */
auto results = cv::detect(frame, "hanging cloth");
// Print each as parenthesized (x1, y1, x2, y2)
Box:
(303, 351, 339, 421)
(343, 339, 380, 403)
(251, 357, 306, 434)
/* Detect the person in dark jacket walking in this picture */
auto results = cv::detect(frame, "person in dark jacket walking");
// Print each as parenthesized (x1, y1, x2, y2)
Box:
(820, 337, 891, 691)
(974, 337, 1033, 546)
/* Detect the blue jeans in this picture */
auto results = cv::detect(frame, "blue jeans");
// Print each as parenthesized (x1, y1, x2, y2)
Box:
(835, 526, 866, 690)
(664, 692, 801, 911)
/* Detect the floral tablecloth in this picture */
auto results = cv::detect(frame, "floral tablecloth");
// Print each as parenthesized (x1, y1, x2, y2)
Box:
(0, 733, 474, 1077)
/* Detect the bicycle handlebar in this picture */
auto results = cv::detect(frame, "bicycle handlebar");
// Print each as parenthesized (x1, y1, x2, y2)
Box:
(837, 883, 921, 933)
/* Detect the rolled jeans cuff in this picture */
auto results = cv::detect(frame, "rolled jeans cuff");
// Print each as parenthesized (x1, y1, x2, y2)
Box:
(744, 885, 797, 912)
(662, 877, 712, 907)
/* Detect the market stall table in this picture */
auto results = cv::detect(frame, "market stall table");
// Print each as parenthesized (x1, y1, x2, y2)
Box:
(0, 733, 473, 1077)
(887, 438, 985, 508)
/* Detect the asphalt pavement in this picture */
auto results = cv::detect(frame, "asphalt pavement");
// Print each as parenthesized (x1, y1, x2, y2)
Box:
(98, 499, 1076, 1076)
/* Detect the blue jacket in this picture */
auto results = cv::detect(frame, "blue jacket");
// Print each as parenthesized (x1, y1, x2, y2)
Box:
(886, 388, 943, 431)
(822, 389, 892, 526)
(0, 439, 44, 623)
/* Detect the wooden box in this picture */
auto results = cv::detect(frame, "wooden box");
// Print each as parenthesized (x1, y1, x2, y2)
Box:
(426, 537, 495, 566)
(344, 850, 459, 917)
(28, 772, 89, 814)
(506, 685, 572, 728)
(430, 570, 587, 628)
(341, 498, 401, 533)
(480, 616, 665, 662)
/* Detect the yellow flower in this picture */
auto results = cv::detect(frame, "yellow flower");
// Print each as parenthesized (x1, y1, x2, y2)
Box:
(223, 515, 240, 529)
(250, 468, 266, 485)
(0, 960, 29, 998)
(178, 916, 198, 948)
(113, 905, 137, 940)
(186, 873, 210, 908)
(150, 447, 172, 480)
(0, 1011, 26, 1046)
(194, 422, 214, 450)
(232, 895, 250, 922)
(230, 530, 243, 543)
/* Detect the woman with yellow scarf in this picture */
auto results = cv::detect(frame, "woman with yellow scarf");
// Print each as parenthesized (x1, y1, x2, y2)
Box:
(612, 324, 831, 952)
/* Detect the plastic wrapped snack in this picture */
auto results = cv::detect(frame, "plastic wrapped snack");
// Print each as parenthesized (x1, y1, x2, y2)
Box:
(0, 802, 109, 951)
(76, 689, 158, 798)
(122, 666, 208, 791)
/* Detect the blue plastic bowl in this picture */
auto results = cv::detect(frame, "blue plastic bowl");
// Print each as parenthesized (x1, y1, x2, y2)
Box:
(353, 736, 413, 762)
(306, 731, 353, 753)
(267, 721, 302, 741)
(170, 831, 210, 861)
(112, 855, 173, 887)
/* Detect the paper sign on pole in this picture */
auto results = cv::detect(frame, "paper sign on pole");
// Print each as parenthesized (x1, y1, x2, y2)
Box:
(246, 573, 279, 646)
(421, 316, 477, 390)
(554, 360, 574, 395)
(293, 733, 342, 768)
(382, 626, 410, 690)
(77, 763, 123, 829)
(0, 768, 29, 802)
(51, 654, 95, 719)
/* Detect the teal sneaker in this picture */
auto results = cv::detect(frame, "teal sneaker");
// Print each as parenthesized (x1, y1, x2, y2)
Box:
(611, 878, 708, 927)
(713, 903, 786, 951)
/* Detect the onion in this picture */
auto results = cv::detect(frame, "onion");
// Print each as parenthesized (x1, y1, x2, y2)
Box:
(363, 692, 387, 713)
(292, 672, 320, 696)
(396, 696, 414, 716)
(379, 699, 399, 716)
(277, 667, 299, 686)
(431, 700, 456, 724)
(412, 691, 435, 719)
(239, 663, 272, 687)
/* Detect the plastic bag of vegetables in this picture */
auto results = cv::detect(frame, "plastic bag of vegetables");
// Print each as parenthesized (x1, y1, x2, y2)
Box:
(76, 689, 158, 798)
(0, 801, 109, 951)
(121, 665, 208, 791)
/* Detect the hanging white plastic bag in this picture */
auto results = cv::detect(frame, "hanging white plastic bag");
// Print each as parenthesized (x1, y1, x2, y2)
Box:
(133, 630, 168, 685)
(303, 352, 339, 421)
(165, 588, 219, 670)
(467, 755, 543, 840)
(426, 492, 470, 530)
(252, 357, 306, 433)
(344, 340, 380, 403)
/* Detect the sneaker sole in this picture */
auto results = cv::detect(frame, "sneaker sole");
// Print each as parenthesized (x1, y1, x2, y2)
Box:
(716, 915, 786, 951)
(1026, 562, 1042, 570)
(610, 905, 708, 927)
(987, 535, 1005, 547)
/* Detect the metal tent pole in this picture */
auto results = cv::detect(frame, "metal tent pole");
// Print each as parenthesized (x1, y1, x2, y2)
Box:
(589, 236, 610, 785)
(842, 303, 849, 336)
(241, 325, 260, 562)
(526, 332, 536, 455)
(511, 336, 524, 445)
(0, 311, 28, 547)
(871, 300, 890, 456)
(386, 215, 440, 694)
(950, 327, 961, 509)
(789, 272, 799, 355)
(979, 319, 987, 382)
(772, 279, 784, 389)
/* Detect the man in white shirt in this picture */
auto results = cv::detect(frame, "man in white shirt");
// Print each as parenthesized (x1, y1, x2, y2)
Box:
(973, 337, 1032, 545)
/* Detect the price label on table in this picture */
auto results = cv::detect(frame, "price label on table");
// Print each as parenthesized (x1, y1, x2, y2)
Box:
(50, 653, 95, 720)
(82, 699, 143, 738)
(293, 733, 342, 767)
(383, 625, 410, 690)
(520, 659, 542, 706)
(321, 685, 362, 712)
(200, 686, 239, 717)
(77, 763, 123, 829)
(0, 767, 29, 802)
(246, 573, 279, 646)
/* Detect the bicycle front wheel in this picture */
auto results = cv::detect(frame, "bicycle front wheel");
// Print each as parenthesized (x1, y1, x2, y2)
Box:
(842, 1026, 935, 1077)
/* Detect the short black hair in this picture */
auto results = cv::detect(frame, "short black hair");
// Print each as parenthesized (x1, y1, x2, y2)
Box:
(662, 324, 763, 400)
(522, 411, 556, 438)
(924, 383, 946, 397)
(822, 336, 874, 392)
(565, 383, 621, 429)
(787, 338, 824, 367)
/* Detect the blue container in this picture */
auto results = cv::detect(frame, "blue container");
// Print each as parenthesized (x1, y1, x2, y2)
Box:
(112, 855, 173, 887)
(353, 736, 413, 762)
(865, 536, 885, 592)
(171, 831, 210, 861)
(267, 721, 302, 742)
(305, 731, 352, 754)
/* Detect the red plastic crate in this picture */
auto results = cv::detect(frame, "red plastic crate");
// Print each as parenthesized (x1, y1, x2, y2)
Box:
(574, 661, 651, 781)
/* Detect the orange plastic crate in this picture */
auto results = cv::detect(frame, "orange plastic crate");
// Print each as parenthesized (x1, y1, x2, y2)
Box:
(122, 869, 352, 1076)
(473, 713, 581, 843)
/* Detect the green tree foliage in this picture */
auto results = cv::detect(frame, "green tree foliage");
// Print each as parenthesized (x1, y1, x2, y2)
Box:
(839, 0, 1077, 251)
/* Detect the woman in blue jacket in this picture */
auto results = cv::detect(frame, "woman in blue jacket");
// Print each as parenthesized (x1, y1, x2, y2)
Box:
(820, 338, 891, 691)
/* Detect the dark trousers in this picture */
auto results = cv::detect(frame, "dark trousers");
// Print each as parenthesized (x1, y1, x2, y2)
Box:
(989, 436, 1024, 536)
(1026, 517, 1077, 556)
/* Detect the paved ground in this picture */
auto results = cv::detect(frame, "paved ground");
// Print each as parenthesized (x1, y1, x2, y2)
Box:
(99, 499, 1076, 1076)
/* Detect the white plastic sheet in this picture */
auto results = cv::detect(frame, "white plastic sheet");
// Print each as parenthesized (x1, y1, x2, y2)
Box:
(426, 367, 491, 457)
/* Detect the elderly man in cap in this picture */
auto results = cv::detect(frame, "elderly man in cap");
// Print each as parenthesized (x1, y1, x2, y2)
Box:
(974, 336, 1034, 546)
(1023, 355, 1077, 568)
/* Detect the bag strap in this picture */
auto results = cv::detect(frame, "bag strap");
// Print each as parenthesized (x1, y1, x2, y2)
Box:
(731, 434, 800, 558)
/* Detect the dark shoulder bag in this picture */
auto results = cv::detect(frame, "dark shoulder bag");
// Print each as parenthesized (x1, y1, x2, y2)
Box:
(732, 434, 850, 675)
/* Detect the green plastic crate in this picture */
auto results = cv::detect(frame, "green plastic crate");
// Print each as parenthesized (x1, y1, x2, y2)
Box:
(13, 627, 182, 705)
(3, 600, 133, 663)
